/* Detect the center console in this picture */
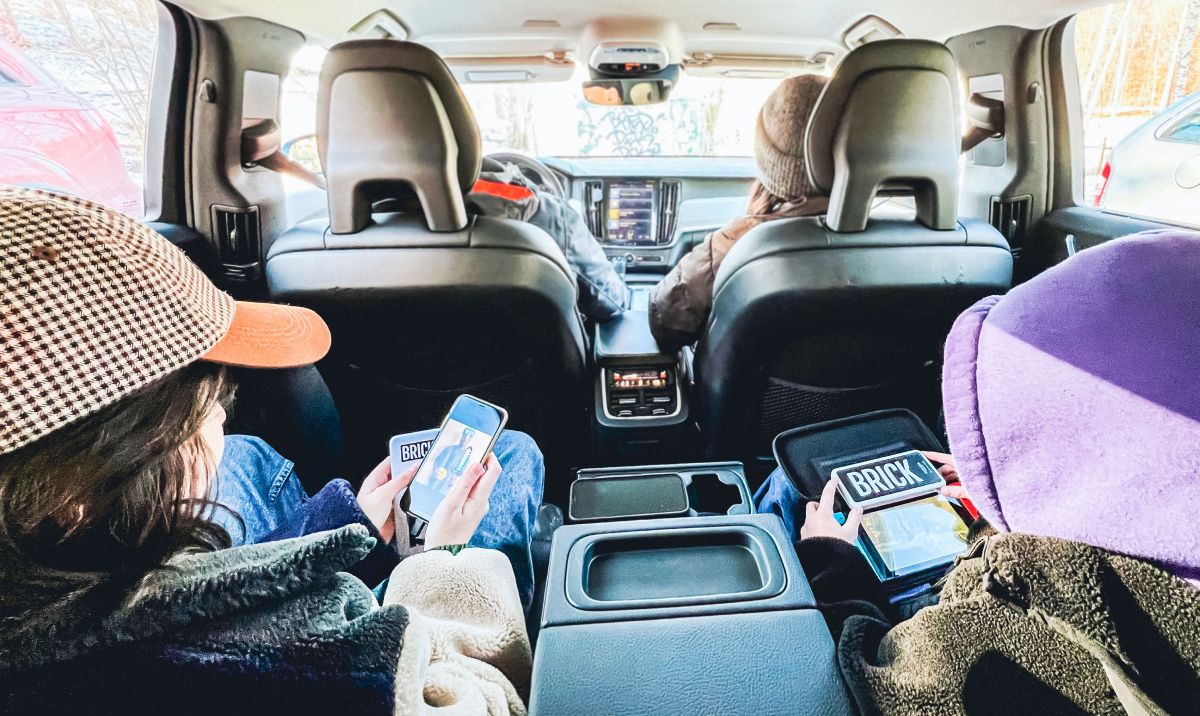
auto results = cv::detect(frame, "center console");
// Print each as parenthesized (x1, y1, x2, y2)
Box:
(530, 505, 855, 715)
(592, 305, 692, 460)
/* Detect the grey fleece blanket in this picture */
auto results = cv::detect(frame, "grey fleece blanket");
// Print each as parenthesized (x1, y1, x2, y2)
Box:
(839, 532, 1200, 715)
(1, 525, 531, 715)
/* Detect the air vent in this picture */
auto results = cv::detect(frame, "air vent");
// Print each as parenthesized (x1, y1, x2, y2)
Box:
(988, 195, 1031, 254)
(657, 180, 681, 243)
(583, 180, 604, 237)
(211, 204, 262, 283)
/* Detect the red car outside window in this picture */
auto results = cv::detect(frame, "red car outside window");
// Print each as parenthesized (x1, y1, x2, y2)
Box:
(0, 35, 141, 217)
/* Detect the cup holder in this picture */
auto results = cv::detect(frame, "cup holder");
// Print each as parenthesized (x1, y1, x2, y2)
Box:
(570, 462, 752, 523)
(687, 472, 747, 516)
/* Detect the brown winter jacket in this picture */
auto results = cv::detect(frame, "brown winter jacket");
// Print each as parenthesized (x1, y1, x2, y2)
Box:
(648, 187, 828, 350)
(833, 532, 1200, 715)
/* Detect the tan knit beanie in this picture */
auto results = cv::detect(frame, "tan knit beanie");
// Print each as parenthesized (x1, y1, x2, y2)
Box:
(753, 74, 830, 201)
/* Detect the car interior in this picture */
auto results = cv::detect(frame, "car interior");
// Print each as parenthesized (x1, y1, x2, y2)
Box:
(17, 0, 1198, 711)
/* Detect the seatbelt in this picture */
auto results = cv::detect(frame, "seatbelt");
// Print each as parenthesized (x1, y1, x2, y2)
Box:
(240, 119, 327, 190)
(961, 92, 1005, 153)
(255, 149, 327, 190)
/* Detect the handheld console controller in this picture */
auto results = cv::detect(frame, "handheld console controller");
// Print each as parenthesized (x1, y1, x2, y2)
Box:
(831, 449, 945, 511)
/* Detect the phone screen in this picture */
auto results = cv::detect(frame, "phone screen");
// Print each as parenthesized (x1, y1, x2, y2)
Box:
(407, 396, 507, 521)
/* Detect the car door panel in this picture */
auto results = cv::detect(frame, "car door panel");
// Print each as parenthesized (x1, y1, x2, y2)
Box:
(1028, 206, 1186, 270)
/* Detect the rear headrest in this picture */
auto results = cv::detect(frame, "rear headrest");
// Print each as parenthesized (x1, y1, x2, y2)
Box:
(318, 40, 482, 234)
(804, 39, 961, 232)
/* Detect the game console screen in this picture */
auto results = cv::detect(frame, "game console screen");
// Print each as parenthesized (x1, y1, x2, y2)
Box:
(859, 496, 971, 578)
(413, 419, 491, 492)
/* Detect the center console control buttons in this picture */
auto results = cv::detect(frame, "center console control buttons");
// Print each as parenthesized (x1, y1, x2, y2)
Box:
(604, 365, 680, 420)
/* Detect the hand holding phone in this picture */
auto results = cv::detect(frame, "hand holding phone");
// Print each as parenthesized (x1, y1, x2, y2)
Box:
(402, 395, 508, 524)
(354, 457, 418, 543)
(425, 452, 502, 549)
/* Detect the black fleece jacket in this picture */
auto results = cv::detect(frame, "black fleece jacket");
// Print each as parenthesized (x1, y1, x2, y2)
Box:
(795, 537, 896, 641)
(797, 533, 1200, 715)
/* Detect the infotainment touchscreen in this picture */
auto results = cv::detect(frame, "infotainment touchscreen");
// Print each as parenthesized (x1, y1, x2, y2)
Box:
(606, 180, 656, 245)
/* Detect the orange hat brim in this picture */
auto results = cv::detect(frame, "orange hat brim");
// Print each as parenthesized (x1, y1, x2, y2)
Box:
(201, 301, 331, 369)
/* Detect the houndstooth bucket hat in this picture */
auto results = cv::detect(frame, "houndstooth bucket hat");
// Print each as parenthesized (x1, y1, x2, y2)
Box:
(0, 188, 330, 455)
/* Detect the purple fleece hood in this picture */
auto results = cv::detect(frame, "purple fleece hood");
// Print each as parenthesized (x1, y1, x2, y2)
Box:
(942, 231, 1200, 584)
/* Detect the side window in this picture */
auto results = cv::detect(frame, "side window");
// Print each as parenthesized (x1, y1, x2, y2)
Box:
(1074, 0, 1200, 228)
(0, 0, 161, 217)
(1165, 109, 1200, 142)
(280, 46, 326, 177)
(278, 46, 326, 223)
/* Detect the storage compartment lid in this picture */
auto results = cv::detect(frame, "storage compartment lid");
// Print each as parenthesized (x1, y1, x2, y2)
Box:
(773, 408, 943, 500)
(571, 462, 752, 522)
(567, 525, 785, 610)
(542, 515, 814, 628)
(569, 473, 690, 522)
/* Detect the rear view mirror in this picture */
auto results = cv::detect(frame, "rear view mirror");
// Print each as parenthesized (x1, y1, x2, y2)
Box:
(582, 79, 674, 106)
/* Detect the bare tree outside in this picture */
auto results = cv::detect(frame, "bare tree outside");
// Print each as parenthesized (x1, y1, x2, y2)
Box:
(1174, 0, 1200, 98)
(1076, 0, 1200, 199)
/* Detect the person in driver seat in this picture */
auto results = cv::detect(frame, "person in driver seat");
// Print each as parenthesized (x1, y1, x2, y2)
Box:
(649, 73, 830, 350)
(0, 189, 537, 714)
(770, 232, 1200, 715)
(468, 157, 631, 321)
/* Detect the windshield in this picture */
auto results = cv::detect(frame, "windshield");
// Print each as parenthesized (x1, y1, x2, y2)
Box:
(460, 69, 794, 157)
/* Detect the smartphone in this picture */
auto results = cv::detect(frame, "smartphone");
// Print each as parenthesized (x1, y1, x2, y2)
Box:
(404, 395, 508, 522)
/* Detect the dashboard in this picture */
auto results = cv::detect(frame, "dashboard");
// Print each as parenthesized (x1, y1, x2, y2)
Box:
(541, 156, 758, 274)
(606, 180, 657, 246)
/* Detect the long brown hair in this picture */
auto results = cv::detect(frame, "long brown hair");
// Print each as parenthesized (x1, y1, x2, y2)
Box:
(0, 362, 235, 584)
(745, 179, 789, 216)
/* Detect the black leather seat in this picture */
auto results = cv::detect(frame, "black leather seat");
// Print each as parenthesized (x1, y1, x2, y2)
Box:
(266, 41, 587, 477)
(693, 39, 1013, 464)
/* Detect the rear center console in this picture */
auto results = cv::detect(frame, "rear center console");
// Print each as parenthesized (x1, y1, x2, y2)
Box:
(528, 464, 855, 714)
(593, 307, 692, 460)
(531, 512, 854, 714)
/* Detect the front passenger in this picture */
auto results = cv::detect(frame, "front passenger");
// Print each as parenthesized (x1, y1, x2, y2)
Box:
(649, 74, 830, 350)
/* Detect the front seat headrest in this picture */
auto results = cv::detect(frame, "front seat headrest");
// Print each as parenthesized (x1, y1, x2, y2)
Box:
(318, 40, 482, 234)
(805, 39, 961, 233)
